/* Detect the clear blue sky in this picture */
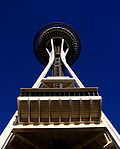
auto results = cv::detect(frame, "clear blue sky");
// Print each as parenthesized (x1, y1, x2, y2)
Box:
(0, 0, 120, 134)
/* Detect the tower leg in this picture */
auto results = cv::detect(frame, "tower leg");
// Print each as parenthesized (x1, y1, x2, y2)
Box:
(101, 112, 120, 148)
(32, 39, 55, 88)
(0, 111, 17, 149)
(61, 39, 84, 88)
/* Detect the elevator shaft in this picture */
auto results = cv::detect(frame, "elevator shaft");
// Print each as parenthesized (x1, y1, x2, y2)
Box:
(51, 44, 65, 88)
(52, 46, 65, 77)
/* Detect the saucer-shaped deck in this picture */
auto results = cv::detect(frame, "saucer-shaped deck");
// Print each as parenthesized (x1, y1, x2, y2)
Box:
(33, 23, 81, 66)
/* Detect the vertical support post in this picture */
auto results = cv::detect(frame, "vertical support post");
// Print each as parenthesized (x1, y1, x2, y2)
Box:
(80, 99, 81, 122)
(59, 99, 61, 123)
(49, 99, 50, 123)
(28, 99, 30, 123)
(69, 99, 71, 123)
(38, 99, 40, 123)
(90, 99, 92, 122)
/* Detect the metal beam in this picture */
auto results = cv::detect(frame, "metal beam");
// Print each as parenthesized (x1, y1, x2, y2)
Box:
(5, 134, 16, 149)
(74, 132, 104, 149)
(14, 132, 41, 149)
(0, 112, 17, 149)
(101, 112, 120, 149)
(103, 141, 114, 149)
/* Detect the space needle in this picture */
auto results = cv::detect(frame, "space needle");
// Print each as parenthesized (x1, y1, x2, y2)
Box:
(0, 22, 120, 149)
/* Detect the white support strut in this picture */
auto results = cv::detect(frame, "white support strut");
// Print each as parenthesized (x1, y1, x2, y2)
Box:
(0, 111, 17, 149)
(32, 38, 84, 88)
(61, 39, 84, 88)
(32, 39, 55, 88)
(101, 112, 120, 148)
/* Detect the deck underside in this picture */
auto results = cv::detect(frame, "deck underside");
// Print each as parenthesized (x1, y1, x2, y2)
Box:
(5, 127, 116, 149)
